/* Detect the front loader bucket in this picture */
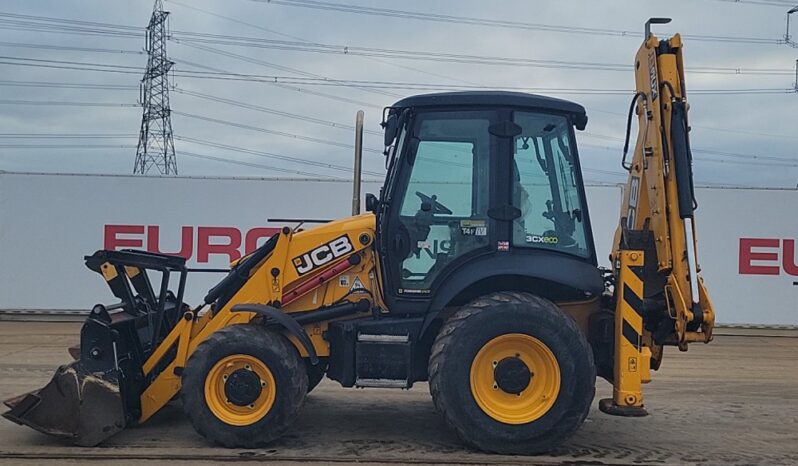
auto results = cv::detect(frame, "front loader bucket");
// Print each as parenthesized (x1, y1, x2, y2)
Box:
(3, 249, 193, 446)
(3, 362, 125, 446)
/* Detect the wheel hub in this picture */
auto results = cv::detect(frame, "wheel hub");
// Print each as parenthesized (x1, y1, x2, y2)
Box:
(224, 368, 263, 406)
(469, 333, 561, 424)
(493, 357, 532, 394)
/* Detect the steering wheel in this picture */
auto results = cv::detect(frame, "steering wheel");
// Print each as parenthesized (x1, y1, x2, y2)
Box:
(416, 191, 452, 215)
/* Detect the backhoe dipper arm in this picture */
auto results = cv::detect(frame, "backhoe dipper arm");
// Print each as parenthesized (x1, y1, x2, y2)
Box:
(601, 18, 716, 417)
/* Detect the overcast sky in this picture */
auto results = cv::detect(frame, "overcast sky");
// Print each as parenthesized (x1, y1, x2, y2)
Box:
(0, 0, 796, 187)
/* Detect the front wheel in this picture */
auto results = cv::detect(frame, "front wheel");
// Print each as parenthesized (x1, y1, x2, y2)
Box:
(428, 292, 595, 454)
(181, 324, 308, 448)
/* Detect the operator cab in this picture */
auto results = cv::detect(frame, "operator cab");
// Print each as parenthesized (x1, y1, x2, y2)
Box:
(373, 91, 601, 315)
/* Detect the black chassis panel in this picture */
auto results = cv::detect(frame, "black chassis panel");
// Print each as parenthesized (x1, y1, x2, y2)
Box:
(326, 317, 425, 387)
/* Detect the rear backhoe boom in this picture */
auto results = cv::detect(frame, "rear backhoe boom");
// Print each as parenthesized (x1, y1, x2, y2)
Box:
(601, 18, 715, 416)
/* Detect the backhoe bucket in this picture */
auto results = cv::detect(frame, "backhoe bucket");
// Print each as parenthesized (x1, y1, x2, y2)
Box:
(3, 362, 125, 446)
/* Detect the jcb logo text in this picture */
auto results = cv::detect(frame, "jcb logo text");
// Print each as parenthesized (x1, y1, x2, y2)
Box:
(293, 235, 354, 275)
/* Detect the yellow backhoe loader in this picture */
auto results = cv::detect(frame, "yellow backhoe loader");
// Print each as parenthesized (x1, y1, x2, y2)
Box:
(4, 18, 714, 454)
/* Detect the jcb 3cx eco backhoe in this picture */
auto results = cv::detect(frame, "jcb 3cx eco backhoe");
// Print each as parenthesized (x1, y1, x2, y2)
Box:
(4, 19, 714, 454)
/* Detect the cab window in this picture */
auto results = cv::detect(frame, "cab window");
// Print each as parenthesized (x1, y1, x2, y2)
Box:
(511, 112, 589, 257)
(395, 111, 492, 291)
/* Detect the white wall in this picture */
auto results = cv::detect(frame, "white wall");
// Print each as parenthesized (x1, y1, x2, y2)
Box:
(690, 187, 798, 326)
(0, 172, 795, 325)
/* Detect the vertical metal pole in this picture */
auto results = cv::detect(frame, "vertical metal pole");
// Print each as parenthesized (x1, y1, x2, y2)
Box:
(352, 110, 364, 215)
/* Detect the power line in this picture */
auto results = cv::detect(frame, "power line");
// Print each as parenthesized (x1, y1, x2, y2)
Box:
(167, 0, 480, 86)
(173, 57, 384, 109)
(252, 0, 786, 45)
(0, 11, 141, 31)
(173, 65, 795, 94)
(1, 6, 785, 46)
(174, 110, 384, 158)
(0, 133, 136, 138)
(171, 32, 796, 76)
(581, 131, 797, 162)
(173, 88, 382, 136)
(0, 41, 143, 55)
(585, 106, 798, 141)
(580, 142, 798, 168)
(0, 19, 140, 39)
(0, 79, 138, 90)
(175, 41, 404, 98)
(177, 150, 343, 179)
(687, 124, 798, 140)
(173, 71, 794, 94)
(0, 55, 144, 75)
(2, 12, 793, 79)
(0, 143, 137, 149)
(711, 0, 798, 7)
(176, 135, 382, 176)
(0, 98, 138, 107)
(2, 11, 791, 76)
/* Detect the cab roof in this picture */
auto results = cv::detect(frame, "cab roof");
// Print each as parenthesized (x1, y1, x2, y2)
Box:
(390, 91, 588, 129)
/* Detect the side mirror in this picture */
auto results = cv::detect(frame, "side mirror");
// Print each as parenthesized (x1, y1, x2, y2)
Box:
(574, 113, 588, 131)
(365, 193, 379, 213)
(383, 114, 399, 147)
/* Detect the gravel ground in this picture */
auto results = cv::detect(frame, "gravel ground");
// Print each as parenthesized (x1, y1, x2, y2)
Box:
(0, 321, 796, 465)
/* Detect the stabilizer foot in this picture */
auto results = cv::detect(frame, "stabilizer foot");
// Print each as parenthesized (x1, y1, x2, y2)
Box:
(598, 398, 649, 417)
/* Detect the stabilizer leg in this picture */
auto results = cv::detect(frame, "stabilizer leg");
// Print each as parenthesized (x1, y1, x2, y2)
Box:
(599, 250, 650, 417)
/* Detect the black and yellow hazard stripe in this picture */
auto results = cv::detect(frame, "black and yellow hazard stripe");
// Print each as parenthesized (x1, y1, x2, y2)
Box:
(612, 250, 646, 408)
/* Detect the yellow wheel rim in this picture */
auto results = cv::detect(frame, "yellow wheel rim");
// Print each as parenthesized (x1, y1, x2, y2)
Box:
(470, 333, 560, 424)
(204, 354, 276, 426)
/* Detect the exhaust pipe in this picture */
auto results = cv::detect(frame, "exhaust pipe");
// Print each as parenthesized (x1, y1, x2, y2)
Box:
(352, 110, 364, 215)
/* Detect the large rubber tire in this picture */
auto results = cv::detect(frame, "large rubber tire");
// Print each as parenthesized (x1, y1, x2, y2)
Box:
(305, 358, 327, 393)
(428, 292, 595, 455)
(181, 324, 308, 448)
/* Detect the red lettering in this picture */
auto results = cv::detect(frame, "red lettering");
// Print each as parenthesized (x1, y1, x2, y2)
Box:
(739, 238, 780, 275)
(197, 227, 242, 263)
(104, 225, 144, 251)
(783, 239, 798, 276)
(245, 227, 281, 254)
(146, 225, 193, 259)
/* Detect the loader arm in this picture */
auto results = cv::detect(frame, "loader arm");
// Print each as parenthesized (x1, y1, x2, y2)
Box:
(602, 18, 715, 416)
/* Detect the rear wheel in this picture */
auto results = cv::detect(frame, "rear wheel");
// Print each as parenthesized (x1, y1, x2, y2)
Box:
(181, 324, 307, 448)
(429, 292, 595, 454)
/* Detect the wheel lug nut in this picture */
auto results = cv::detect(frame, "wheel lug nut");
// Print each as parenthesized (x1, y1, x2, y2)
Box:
(248, 404, 255, 409)
(493, 383, 498, 390)
(245, 365, 251, 370)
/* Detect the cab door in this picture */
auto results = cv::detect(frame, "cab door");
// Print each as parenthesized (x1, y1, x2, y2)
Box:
(378, 109, 499, 313)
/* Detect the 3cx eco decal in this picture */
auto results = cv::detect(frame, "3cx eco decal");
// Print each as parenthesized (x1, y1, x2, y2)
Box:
(292, 235, 354, 275)
(526, 234, 559, 245)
